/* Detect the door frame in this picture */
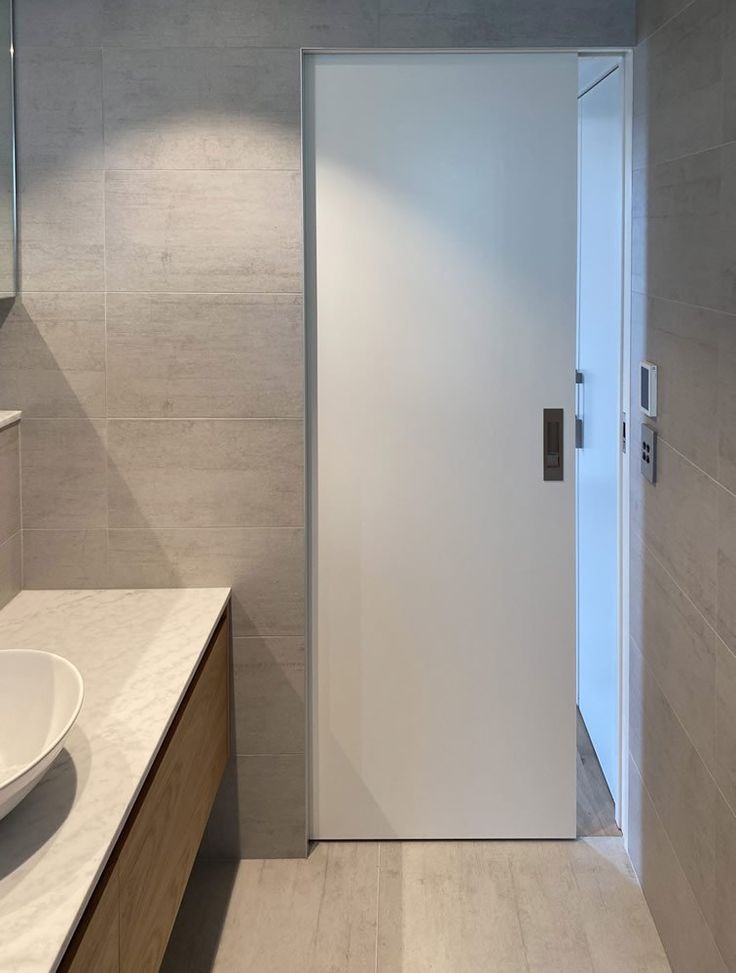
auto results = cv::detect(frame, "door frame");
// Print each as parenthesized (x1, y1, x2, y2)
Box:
(301, 47, 634, 842)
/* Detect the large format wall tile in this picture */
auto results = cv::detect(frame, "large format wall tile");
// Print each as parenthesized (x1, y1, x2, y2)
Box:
(637, 0, 695, 42)
(714, 791, 736, 971)
(23, 529, 108, 588)
(0, 424, 20, 544)
(107, 527, 305, 636)
(718, 319, 736, 494)
(103, 0, 378, 49)
(628, 757, 727, 973)
(0, 294, 106, 418)
(633, 0, 724, 169)
(630, 644, 717, 927)
(103, 48, 300, 171)
(379, 0, 635, 46)
(631, 292, 722, 478)
(19, 170, 104, 292)
(106, 293, 303, 419)
(232, 636, 305, 755)
(14, 0, 102, 47)
(631, 439, 718, 624)
(716, 638, 736, 813)
(21, 419, 107, 529)
(105, 170, 302, 294)
(633, 144, 736, 314)
(0, 532, 21, 610)
(203, 755, 306, 859)
(15, 48, 103, 172)
(717, 484, 736, 654)
(107, 419, 304, 528)
(630, 530, 716, 771)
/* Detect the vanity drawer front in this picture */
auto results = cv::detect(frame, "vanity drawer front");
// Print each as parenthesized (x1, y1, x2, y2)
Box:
(118, 612, 230, 973)
(60, 607, 230, 973)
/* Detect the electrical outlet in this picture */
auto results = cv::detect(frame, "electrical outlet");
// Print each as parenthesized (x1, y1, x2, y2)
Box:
(641, 424, 657, 484)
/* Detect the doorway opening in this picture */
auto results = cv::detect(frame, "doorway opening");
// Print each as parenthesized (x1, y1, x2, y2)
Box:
(575, 53, 629, 838)
(305, 50, 631, 842)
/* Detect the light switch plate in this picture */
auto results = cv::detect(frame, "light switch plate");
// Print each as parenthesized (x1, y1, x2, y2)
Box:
(641, 423, 657, 484)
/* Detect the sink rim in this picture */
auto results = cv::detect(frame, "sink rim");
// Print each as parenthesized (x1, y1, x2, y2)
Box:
(0, 648, 85, 791)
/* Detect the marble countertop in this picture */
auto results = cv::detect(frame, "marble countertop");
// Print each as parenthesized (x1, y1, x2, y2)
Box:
(0, 411, 21, 432)
(0, 588, 231, 973)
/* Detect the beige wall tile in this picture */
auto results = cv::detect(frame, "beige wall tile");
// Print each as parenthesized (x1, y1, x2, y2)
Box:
(631, 439, 718, 625)
(21, 419, 107, 529)
(0, 424, 20, 544)
(631, 292, 722, 479)
(103, 0, 378, 48)
(16, 48, 103, 171)
(22, 529, 108, 588)
(232, 636, 305, 755)
(717, 319, 736, 495)
(632, 145, 735, 315)
(628, 756, 727, 973)
(0, 294, 106, 418)
(636, 0, 693, 42)
(715, 638, 736, 813)
(629, 643, 717, 926)
(103, 48, 300, 170)
(714, 792, 736, 971)
(202, 755, 306, 859)
(106, 293, 303, 419)
(19, 170, 104, 293)
(379, 0, 634, 47)
(717, 484, 736, 654)
(14, 0, 102, 47)
(630, 530, 716, 770)
(105, 169, 302, 294)
(107, 419, 303, 528)
(632, 0, 724, 169)
(107, 526, 305, 636)
(0, 532, 21, 611)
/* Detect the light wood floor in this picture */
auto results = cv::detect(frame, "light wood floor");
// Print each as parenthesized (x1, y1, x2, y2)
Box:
(163, 716, 663, 971)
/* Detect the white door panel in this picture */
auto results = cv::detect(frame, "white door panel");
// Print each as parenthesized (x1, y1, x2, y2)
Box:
(307, 53, 578, 839)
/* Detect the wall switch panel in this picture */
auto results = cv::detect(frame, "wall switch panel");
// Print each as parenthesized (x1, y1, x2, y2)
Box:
(641, 423, 657, 484)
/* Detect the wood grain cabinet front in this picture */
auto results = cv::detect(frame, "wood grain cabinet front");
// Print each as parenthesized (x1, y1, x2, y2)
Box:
(60, 607, 230, 973)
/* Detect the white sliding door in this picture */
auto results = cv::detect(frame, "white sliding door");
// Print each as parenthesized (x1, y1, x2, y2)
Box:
(306, 53, 578, 839)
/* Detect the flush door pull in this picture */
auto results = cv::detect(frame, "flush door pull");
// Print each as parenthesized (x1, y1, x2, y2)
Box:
(543, 408, 564, 481)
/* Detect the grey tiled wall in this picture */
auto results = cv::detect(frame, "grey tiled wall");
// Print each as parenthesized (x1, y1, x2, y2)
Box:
(630, 1, 736, 969)
(6, 0, 633, 858)
(0, 420, 20, 609)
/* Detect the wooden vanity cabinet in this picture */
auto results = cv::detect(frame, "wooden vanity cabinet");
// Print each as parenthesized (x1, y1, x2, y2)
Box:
(60, 607, 230, 973)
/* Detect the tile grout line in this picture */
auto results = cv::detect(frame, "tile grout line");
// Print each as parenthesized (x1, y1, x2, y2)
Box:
(637, 0, 700, 45)
(631, 137, 736, 173)
(654, 435, 736, 503)
(629, 749, 729, 972)
(631, 288, 736, 321)
(632, 524, 728, 661)
(631, 626, 736, 825)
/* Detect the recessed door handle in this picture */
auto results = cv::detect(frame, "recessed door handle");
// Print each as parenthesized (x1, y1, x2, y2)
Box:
(544, 409, 564, 481)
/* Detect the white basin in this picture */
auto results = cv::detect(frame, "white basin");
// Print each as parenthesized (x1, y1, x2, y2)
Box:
(0, 650, 84, 821)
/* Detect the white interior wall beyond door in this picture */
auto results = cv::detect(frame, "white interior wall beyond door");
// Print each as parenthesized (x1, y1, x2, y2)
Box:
(306, 53, 579, 840)
(576, 61, 624, 805)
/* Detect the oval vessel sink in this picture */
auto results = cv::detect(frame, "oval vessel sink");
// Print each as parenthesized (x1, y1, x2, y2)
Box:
(0, 650, 84, 821)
